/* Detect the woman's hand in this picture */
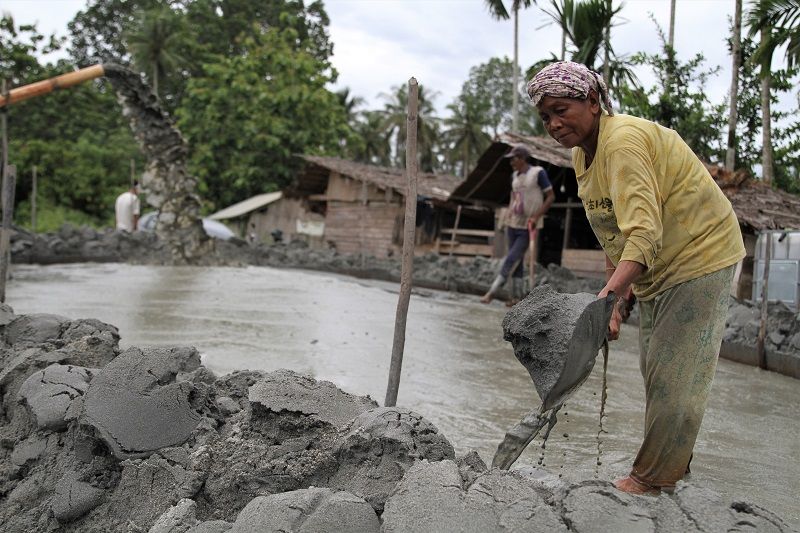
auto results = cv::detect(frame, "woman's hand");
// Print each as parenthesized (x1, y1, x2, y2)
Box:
(607, 296, 626, 341)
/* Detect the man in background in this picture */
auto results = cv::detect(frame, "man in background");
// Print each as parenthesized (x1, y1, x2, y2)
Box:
(481, 145, 555, 305)
(115, 181, 140, 231)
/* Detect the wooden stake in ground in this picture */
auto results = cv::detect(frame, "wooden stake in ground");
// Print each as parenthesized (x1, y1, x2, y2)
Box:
(0, 165, 16, 303)
(31, 165, 37, 232)
(385, 77, 419, 408)
(757, 232, 771, 370)
(444, 204, 462, 290)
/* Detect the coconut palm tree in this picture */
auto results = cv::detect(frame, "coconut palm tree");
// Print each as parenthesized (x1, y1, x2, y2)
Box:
(539, 0, 636, 97)
(125, 6, 185, 97)
(746, 0, 800, 183)
(335, 87, 365, 126)
(484, 0, 538, 132)
(443, 95, 492, 178)
(352, 111, 392, 167)
(380, 84, 440, 172)
(748, 0, 800, 67)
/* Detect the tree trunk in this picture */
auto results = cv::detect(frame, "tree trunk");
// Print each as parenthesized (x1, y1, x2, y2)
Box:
(726, 0, 742, 170)
(668, 0, 676, 49)
(512, 5, 519, 132)
(603, 0, 611, 83)
(152, 66, 159, 97)
(561, 29, 566, 61)
(666, 0, 676, 89)
(761, 29, 774, 185)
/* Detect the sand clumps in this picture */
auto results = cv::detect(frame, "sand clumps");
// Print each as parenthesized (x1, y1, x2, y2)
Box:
(0, 307, 794, 532)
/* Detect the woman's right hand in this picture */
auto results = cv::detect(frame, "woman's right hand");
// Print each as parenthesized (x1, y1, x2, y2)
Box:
(608, 301, 623, 341)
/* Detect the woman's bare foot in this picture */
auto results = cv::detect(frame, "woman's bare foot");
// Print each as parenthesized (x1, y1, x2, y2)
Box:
(505, 299, 519, 307)
(480, 293, 493, 304)
(613, 476, 660, 496)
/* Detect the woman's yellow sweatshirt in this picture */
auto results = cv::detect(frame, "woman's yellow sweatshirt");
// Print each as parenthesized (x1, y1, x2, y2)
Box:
(572, 114, 745, 301)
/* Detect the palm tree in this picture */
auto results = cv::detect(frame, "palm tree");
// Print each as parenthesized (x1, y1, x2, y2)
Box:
(539, 0, 636, 96)
(335, 87, 365, 126)
(125, 6, 185, 97)
(746, 0, 800, 183)
(748, 0, 800, 67)
(484, 0, 537, 132)
(443, 95, 492, 178)
(380, 84, 440, 172)
(352, 111, 392, 166)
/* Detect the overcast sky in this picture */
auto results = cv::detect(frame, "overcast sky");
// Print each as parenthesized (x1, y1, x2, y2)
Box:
(3, 0, 794, 115)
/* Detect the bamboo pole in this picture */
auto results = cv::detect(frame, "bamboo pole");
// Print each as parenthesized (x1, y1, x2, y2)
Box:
(0, 80, 11, 302)
(444, 204, 462, 290)
(1, 80, 7, 169)
(0, 165, 16, 303)
(562, 203, 573, 250)
(31, 166, 37, 232)
(385, 77, 419, 408)
(757, 232, 771, 370)
(0, 64, 105, 108)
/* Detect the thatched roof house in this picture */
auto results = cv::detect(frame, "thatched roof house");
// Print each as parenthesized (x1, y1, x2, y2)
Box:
(289, 156, 463, 257)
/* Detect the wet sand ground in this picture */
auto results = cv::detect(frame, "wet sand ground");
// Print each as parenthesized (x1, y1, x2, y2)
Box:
(8, 263, 800, 526)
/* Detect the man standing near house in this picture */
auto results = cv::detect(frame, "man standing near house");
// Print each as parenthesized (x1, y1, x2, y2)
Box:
(481, 145, 555, 305)
(115, 181, 141, 232)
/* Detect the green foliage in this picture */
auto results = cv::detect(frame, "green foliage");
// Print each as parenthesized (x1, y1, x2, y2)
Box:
(536, 0, 638, 98)
(16, 198, 104, 233)
(616, 24, 726, 164)
(2, 15, 142, 227)
(176, 26, 352, 211)
(124, 6, 187, 96)
(774, 118, 800, 192)
(483, 0, 537, 21)
(746, 0, 800, 68)
(348, 111, 391, 167)
(68, 0, 160, 63)
(442, 93, 492, 177)
(463, 57, 541, 136)
(380, 84, 441, 172)
(0, 15, 62, 84)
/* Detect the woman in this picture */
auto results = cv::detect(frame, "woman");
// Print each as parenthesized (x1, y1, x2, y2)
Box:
(527, 61, 744, 495)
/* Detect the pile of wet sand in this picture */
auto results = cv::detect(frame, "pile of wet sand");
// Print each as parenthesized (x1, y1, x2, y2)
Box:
(0, 307, 794, 532)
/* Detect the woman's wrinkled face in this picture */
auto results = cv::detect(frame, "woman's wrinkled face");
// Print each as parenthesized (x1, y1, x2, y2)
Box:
(536, 94, 600, 149)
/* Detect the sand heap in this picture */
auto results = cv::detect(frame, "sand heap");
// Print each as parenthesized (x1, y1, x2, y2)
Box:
(0, 307, 793, 532)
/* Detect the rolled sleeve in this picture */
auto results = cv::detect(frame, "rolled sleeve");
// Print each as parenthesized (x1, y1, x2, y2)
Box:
(606, 147, 662, 269)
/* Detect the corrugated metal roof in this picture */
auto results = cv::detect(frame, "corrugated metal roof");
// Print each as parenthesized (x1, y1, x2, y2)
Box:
(208, 191, 283, 220)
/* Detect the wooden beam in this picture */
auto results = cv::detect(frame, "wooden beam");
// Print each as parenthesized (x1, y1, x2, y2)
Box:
(385, 77, 419, 408)
(463, 154, 506, 200)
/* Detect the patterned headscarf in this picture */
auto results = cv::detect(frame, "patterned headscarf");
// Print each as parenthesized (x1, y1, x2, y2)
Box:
(526, 61, 613, 115)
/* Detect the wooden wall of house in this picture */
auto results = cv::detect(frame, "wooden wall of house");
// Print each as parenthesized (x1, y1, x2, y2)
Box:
(247, 197, 325, 244)
(324, 173, 403, 257)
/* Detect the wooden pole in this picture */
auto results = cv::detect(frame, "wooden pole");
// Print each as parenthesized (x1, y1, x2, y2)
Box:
(757, 232, 771, 370)
(385, 77, 419, 408)
(562, 204, 573, 250)
(31, 165, 37, 232)
(0, 80, 10, 302)
(0, 64, 105, 108)
(0, 165, 16, 303)
(130, 158, 135, 188)
(1, 80, 7, 170)
(444, 204, 462, 290)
